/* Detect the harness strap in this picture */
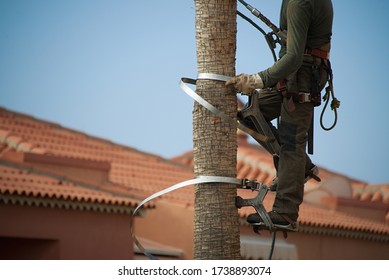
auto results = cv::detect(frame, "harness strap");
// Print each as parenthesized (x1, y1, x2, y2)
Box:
(180, 76, 272, 144)
(304, 48, 330, 60)
(131, 176, 244, 260)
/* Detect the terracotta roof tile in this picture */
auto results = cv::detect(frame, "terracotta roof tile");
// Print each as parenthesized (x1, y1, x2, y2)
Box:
(237, 192, 389, 238)
(0, 162, 149, 213)
(173, 135, 389, 205)
(0, 107, 194, 205)
(298, 203, 389, 238)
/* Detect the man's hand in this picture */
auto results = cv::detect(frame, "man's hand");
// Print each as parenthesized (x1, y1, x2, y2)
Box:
(225, 73, 264, 94)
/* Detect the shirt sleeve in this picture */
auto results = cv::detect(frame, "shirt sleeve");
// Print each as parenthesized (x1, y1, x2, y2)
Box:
(258, 0, 311, 87)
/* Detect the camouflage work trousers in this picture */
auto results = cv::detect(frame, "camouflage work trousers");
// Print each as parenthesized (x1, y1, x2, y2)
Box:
(249, 90, 314, 220)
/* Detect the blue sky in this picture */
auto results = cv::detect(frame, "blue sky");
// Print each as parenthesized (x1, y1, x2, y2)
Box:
(1, 0, 388, 184)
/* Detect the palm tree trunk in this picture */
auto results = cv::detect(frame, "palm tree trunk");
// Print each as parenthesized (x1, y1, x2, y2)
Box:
(193, 0, 240, 259)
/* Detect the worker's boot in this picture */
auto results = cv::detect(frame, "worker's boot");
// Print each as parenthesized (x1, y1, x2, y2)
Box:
(247, 210, 299, 232)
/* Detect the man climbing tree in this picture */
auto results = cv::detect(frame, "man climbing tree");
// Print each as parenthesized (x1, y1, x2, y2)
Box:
(227, 0, 334, 229)
(193, 0, 240, 259)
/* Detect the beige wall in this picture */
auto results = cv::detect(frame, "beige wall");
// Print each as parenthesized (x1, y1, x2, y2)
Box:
(289, 232, 389, 260)
(0, 203, 133, 260)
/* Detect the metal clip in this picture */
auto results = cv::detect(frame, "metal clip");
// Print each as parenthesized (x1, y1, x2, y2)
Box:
(240, 178, 261, 190)
(298, 92, 311, 103)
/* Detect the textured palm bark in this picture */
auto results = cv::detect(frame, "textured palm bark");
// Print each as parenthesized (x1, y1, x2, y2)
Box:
(193, 0, 240, 259)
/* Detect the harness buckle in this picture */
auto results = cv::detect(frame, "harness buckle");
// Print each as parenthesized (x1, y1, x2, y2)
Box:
(298, 92, 311, 103)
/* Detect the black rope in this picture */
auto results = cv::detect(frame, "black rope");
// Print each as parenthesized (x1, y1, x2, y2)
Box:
(237, 10, 266, 36)
(320, 87, 339, 131)
(268, 232, 277, 260)
(237, 10, 278, 62)
(320, 61, 340, 131)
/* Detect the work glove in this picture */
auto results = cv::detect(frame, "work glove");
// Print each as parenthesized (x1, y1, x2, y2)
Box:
(225, 73, 264, 94)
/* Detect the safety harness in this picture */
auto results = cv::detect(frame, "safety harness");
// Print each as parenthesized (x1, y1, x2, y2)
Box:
(238, 0, 340, 135)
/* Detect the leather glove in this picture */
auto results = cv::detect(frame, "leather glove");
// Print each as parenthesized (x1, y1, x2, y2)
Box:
(225, 73, 264, 94)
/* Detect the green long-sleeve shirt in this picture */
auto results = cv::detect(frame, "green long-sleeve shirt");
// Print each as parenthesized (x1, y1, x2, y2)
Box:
(258, 0, 333, 87)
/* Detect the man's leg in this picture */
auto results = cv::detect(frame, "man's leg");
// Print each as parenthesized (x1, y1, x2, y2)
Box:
(272, 99, 314, 220)
(239, 90, 316, 185)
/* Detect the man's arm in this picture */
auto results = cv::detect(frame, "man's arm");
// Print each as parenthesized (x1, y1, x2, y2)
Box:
(258, 0, 311, 87)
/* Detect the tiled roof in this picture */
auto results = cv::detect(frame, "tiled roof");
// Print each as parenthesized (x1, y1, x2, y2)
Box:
(353, 183, 389, 204)
(173, 134, 389, 205)
(237, 191, 389, 241)
(0, 107, 194, 208)
(171, 138, 276, 186)
(0, 161, 145, 214)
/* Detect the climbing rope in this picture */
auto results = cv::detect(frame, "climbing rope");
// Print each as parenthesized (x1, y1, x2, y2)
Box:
(268, 232, 277, 260)
(320, 62, 340, 131)
(237, 10, 278, 62)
